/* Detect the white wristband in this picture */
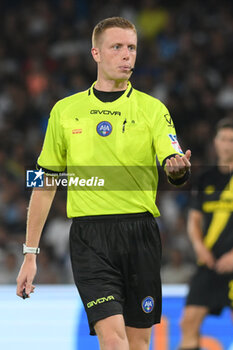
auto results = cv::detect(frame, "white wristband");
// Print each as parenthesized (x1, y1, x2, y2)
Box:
(23, 243, 40, 255)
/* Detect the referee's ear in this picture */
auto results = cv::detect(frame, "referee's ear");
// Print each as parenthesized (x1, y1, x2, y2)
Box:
(91, 47, 101, 63)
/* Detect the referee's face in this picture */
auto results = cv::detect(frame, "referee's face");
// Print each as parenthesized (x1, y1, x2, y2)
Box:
(92, 27, 137, 84)
(215, 128, 233, 164)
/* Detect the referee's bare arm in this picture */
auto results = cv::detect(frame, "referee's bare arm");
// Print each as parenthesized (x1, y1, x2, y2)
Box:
(16, 176, 57, 298)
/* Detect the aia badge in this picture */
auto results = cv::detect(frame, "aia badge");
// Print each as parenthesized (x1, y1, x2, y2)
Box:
(96, 121, 112, 137)
(142, 296, 154, 313)
(168, 134, 184, 154)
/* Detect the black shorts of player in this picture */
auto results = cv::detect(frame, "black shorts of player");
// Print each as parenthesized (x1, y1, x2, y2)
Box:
(186, 265, 233, 315)
(69, 212, 162, 335)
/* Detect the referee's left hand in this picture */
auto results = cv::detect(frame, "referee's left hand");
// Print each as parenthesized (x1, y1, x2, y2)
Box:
(165, 150, 191, 179)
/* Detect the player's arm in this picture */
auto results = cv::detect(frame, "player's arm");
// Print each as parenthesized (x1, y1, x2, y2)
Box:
(16, 176, 57, 299)
(188, 209, 215, 269)
(215, 249, 233, 273)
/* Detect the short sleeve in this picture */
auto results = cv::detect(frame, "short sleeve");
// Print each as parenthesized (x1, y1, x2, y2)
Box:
(37, 103, 67, 172)
(152, 102, 184, 167)
(190, 173, 204, 211)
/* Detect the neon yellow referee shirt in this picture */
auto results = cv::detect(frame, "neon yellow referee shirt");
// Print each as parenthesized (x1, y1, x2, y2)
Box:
(38, 82, 183, 218)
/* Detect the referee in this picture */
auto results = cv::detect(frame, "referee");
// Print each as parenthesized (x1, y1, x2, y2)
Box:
(17, 17, 191, 350)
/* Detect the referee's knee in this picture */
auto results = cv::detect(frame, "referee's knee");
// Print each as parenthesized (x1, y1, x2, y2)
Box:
(126, 327, 151, 350)
(95, 315, 129, 350)
(100, 335, 128, 350)
(97, 331, 129, 350)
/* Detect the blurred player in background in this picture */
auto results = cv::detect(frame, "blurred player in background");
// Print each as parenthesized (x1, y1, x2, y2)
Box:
(179, 116, 233, 350)
(16, 17, 191, 350)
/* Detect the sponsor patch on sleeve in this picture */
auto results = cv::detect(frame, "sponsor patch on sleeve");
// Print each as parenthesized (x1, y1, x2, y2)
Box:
(168, 134, 184, 154)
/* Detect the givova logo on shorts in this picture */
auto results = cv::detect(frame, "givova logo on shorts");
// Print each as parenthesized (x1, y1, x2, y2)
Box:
(87, 295, 115, 308)
(142, 296, 154, 313)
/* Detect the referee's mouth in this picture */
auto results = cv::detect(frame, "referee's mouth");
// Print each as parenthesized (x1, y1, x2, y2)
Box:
(119, 65, 132, 72)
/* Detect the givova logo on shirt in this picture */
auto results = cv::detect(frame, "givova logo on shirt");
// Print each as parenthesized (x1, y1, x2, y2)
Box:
(90, 110, 121, 116)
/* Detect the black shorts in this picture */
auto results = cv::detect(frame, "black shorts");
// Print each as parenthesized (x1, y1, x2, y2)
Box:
(186, 265, 233, 315)
(69, 212, 162, 335)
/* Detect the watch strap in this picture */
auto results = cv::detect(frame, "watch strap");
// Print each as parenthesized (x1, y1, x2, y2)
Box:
(23, 243, 40, 255)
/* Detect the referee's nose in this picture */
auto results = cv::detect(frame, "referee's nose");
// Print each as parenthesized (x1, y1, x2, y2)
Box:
(122, 46, 130, 61)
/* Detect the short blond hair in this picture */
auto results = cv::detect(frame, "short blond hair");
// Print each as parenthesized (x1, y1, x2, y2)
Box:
(92, 17, 137, 47)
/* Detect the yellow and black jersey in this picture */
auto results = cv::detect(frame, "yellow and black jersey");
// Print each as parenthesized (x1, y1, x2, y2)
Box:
(37, 81, 184, 218)
(191, 166, 233, 258)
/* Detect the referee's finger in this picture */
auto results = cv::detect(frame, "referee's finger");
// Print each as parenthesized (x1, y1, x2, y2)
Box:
(169, 158, 181, 174)
(166, 158, 174, 173)
(173, 154, 191, 171)
(182, 154, 191, 167)
(171, 156, 185, 174)
(184, 149, 191, 161)
(26, 280, 33, 295)
(175, 155, 185, 168)
(16, 283, 25, 298)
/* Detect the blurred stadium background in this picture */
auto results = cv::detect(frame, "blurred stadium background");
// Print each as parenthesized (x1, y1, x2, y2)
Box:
(0, 0, 232, 348)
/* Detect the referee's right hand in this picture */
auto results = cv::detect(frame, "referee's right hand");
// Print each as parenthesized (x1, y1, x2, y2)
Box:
(16, 255, 37, 299)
